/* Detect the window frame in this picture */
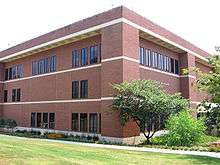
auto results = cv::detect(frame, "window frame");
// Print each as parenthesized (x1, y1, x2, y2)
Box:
(90, 45, 98, 64)
(4, 90, 8, 102)
(80, 113, 88, 132)
(81, 48, 88, 66)
(72, 81, 79, 99)
(72, 113, 79, 131)
(146, 49, 151, 66)
(139, 47, 144, 65)
(89, 113, 98, 133)
(80, 80, 88, 99)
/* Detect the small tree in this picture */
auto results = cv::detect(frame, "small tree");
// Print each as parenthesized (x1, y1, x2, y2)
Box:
(166, 110, 205, 146)
(112, 80, 189, 144)
(183, 55, 220, 135)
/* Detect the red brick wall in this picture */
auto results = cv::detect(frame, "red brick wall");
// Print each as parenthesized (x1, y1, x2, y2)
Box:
(100, 23, 140, 138)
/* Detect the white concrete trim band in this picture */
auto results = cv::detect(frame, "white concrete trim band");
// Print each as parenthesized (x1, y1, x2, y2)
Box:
(0, 18, 208, 63)
(102, 56, 139, 63)
(139, 65, 180, 78)
(0, 97, 115, 105)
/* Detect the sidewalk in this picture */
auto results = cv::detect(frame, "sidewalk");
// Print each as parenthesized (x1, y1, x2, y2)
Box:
(2, 134, 220, 159)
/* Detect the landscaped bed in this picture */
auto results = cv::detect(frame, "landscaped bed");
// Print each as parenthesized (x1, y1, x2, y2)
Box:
(0, 134, 220, 165)
(1, 129, 220, 153)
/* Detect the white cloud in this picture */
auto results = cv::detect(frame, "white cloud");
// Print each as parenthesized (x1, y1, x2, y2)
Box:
(0, 0, 219, 54)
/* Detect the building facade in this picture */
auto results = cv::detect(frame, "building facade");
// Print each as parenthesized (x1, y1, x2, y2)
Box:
(0, 6, 211, 143)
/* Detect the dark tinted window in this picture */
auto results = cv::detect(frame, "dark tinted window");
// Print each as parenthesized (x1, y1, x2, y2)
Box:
(80, 113, 87, 132)
(4, 90, 7, 102)
(5, 69, 8, 80)
(146, 49, 151, 66)
(175, 60, 179, 75)
(37, 113, 42, 128)
(44, 58, 49, 73)
(139, 47, 144, 65)
(170, 58, 175, 73)
(12, 89, 16, 102)
(31, 112, 36, 127)
(16, 89, 21, 102)
(72, 113, 78, 131)
(81, 48, 88, 66)
(17, 65, 23, 78)
(32, 61, 38, 75)
(38, 59, 44, 74)
(72, 50, 80, 67)
(89, 113, 98, 133)
(43, 113, 48, 129)
(50, 56, 56, 72)
(90, 45, 98, 64)
(8, 68, 12, 80)
(72, 81, 79, 99)
(49, 113, 55, 129)
(80, 80, 88, 98)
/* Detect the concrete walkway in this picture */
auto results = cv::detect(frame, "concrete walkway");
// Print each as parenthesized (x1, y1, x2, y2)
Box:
(2, 134, 220, 159)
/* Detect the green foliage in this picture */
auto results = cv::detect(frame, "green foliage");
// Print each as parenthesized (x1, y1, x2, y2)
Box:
(150, 134, 169, 145)
(0, 118, 17, 128)
(112, 80, 189, 143)
(166, 111, 205, 146)
(184, 55, 220, 103)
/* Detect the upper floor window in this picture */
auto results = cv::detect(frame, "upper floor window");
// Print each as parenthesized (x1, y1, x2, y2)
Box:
(152, 52, 158, 68)
(50, 56, 56, 72)
(81, 48, 88, 66)
(175, 60, 179, 75)
(38, 59, 44, 74)
(80, 80, 88, 98)
(90, 45, 98, 64)
(12, 88, 21, 102)
(32, 61, 38, 76)
(32, 55, 56, 76)
(140, 47, 179, 75)
(5, 65, 23, 80)
(99, 44, 102, 62)
(158, 54, 163, 70)
(72, 81, 79, 99)
(4, 90, 8, 102)
(139, 47, 144, 65)
(44, 58, 49, 73)
(72, 50, 80, 68)
(146, 49, 151, 66)
(170, 58, 175, 73)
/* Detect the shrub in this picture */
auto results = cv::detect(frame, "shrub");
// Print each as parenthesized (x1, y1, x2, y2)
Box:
(0, 118, 17, 128)
(166, 110, 205, 146)
(149, 135, 168, 145)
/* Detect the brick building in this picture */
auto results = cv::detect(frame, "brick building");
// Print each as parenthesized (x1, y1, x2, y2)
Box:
(0, 6, 211, 143)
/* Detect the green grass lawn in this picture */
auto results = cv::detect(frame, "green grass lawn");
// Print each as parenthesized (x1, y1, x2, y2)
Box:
(0, 135, 220, 165)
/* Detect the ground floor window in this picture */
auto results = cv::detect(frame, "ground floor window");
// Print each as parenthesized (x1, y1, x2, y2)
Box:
(71, 112, 100, 133)
(80, 113, 88, 132)
(49, 113, 55, 129)
(99, 113, 101, 133)
(31, 112, 55, 129)
(72, 113, 78, 131)
(31, 112, 36, 127)
(89, 113, 98, 133)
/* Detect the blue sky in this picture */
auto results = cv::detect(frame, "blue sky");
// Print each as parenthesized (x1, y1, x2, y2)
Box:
(0, 0, 219, 54)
